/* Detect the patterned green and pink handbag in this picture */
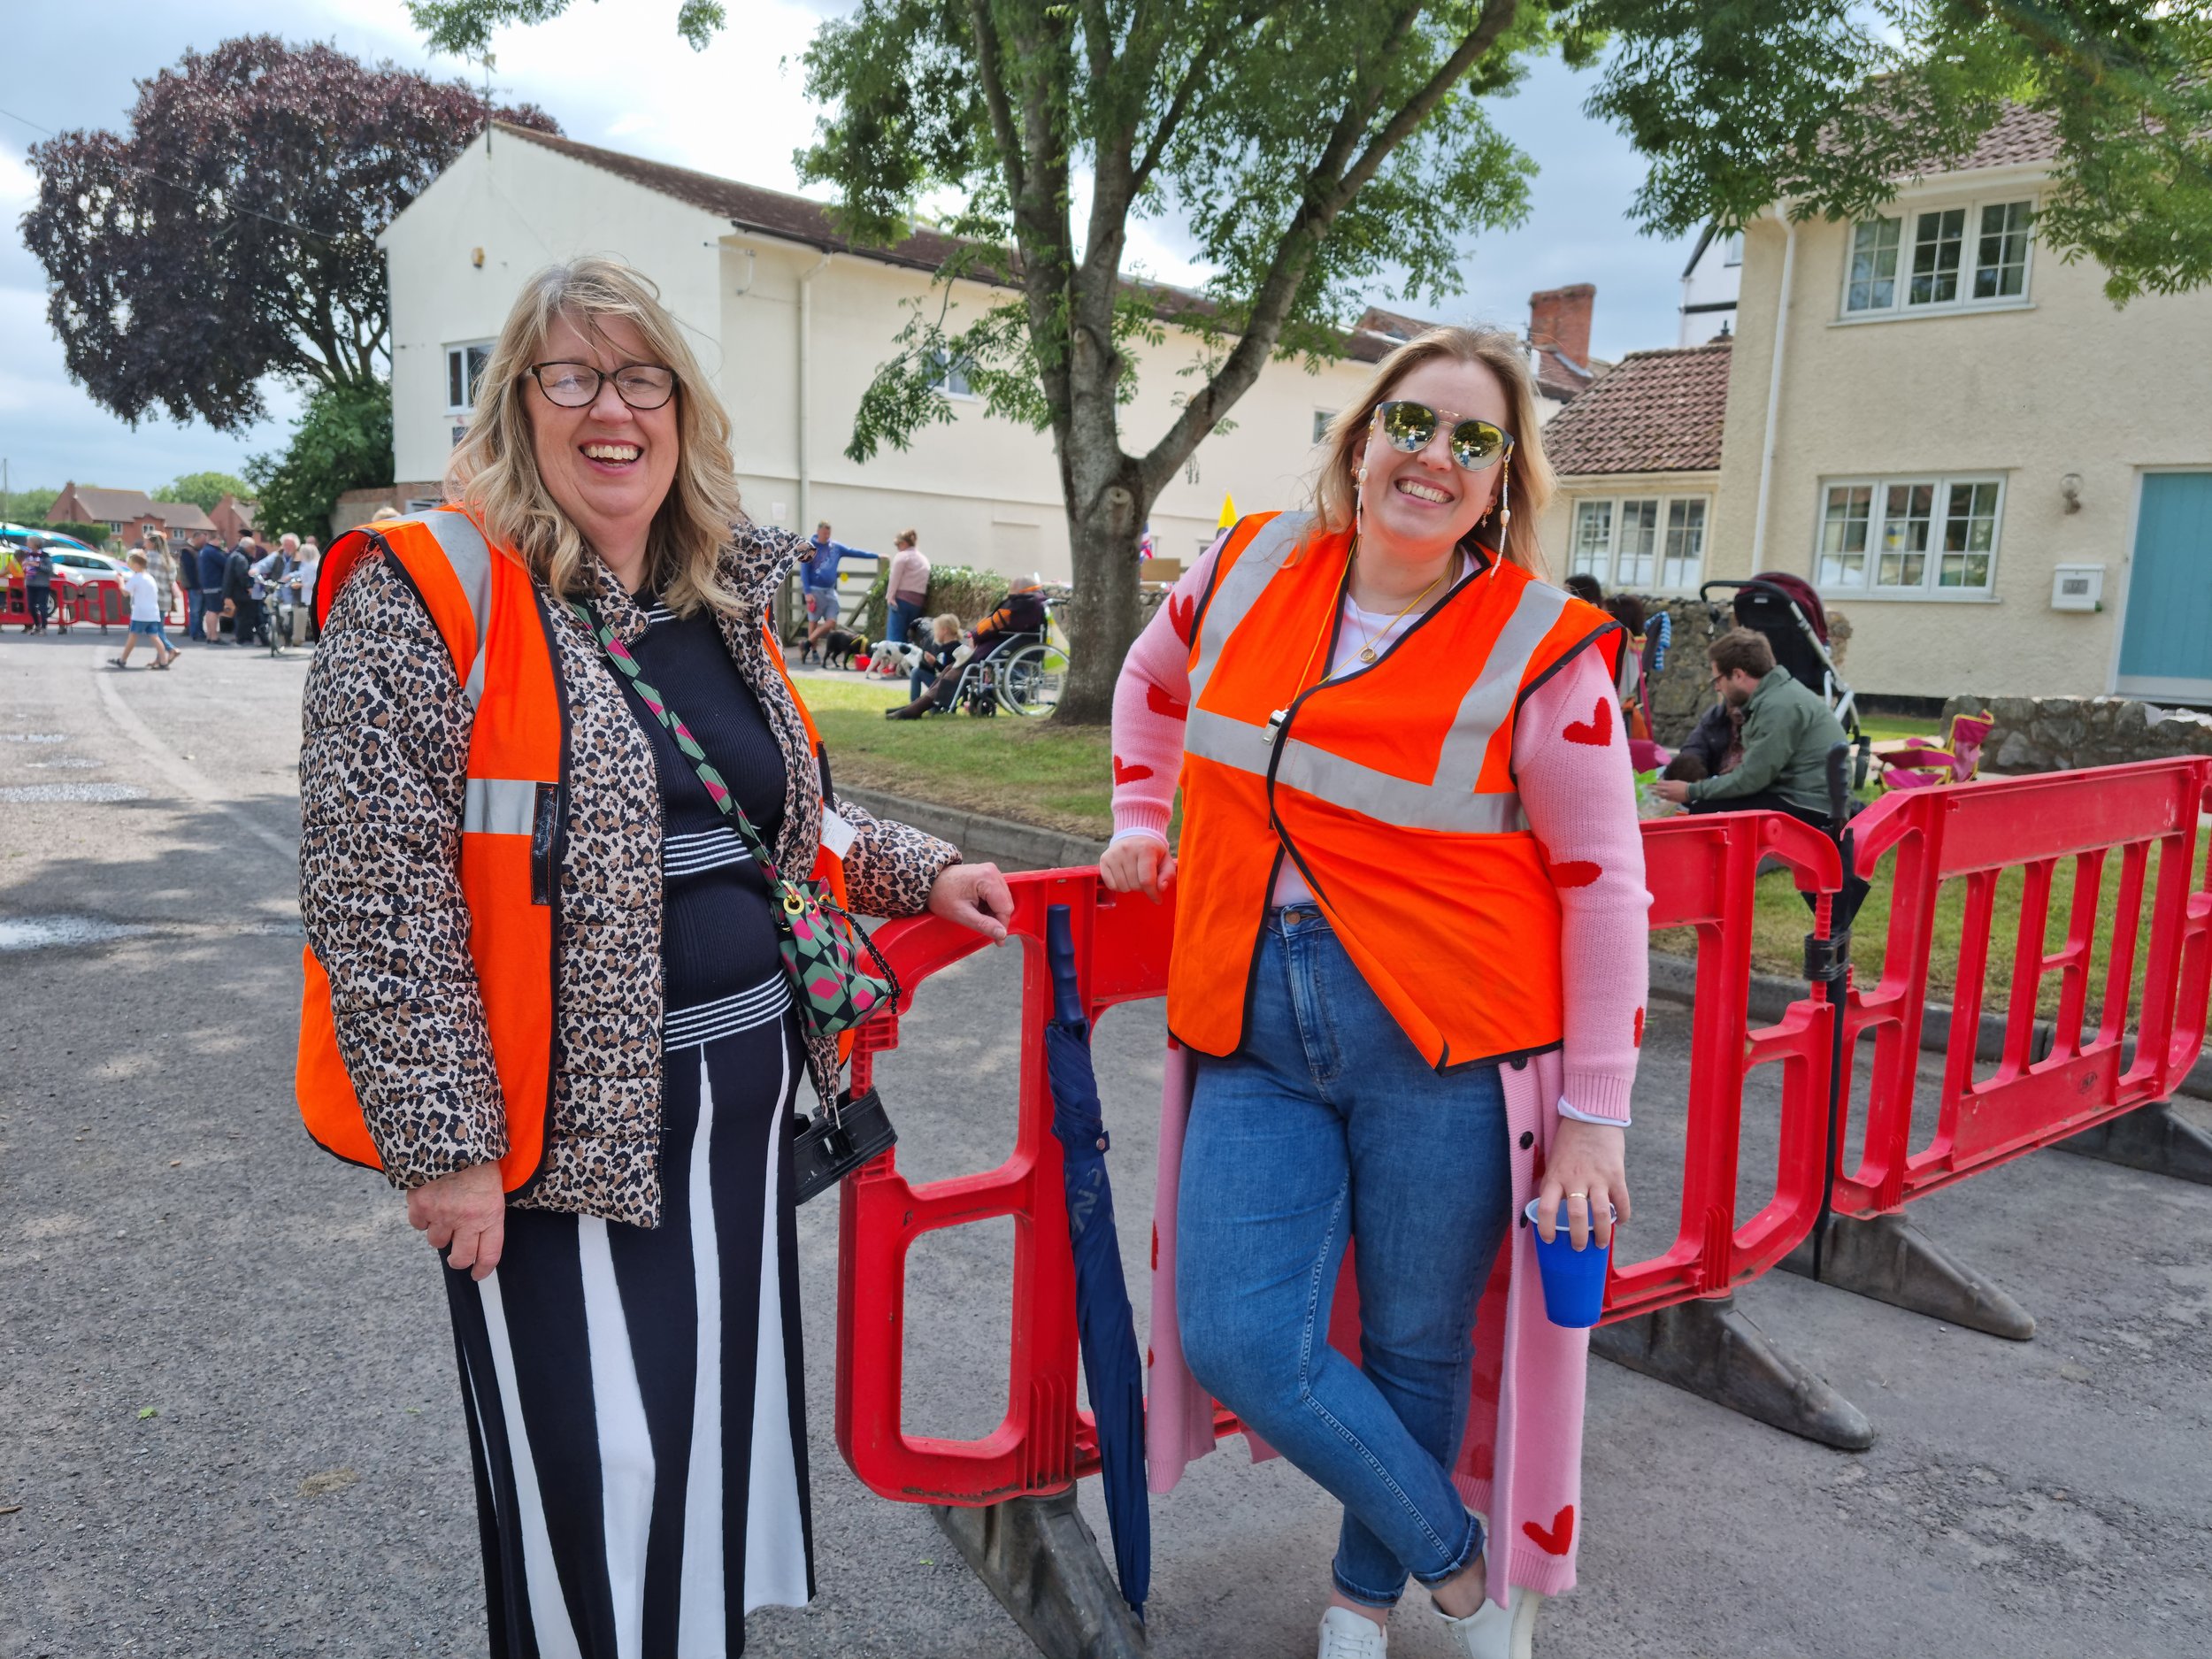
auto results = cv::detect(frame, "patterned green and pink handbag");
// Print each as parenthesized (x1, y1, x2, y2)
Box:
(570, 601, 899, 1039)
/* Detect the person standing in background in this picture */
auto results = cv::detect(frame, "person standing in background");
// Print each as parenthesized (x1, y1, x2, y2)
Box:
(20, 536, 56, 634)
(221, 534, 256, 645)
(197, 532, 230, 642)
(801, 520, 872, 664)
(884, 528, 931, 650)
(290, 538, 321, 646)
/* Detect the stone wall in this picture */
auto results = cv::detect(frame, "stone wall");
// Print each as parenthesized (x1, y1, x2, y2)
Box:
(1940, 695, 2212, 774)
(1634, 595, 1854, 747)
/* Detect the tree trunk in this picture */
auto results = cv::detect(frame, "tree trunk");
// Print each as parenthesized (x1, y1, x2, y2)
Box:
(1055, 464, 1146, 726)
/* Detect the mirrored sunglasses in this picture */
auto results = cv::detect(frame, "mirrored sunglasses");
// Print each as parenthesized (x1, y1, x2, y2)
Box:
(528, 360, 679, 411)
(1373, 400, 1513, 472)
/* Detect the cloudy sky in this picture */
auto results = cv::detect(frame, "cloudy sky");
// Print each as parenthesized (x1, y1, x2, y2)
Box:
(0, 0, 1701, 506)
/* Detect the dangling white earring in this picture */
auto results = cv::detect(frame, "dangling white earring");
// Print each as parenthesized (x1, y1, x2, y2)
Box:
(1486, 452, 1513, 577)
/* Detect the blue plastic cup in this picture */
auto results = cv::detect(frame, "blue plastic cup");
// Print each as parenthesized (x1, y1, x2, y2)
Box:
(1524, 1198, 1616, 1328)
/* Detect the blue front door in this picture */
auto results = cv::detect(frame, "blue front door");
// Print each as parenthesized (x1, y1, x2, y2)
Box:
(2119, 472, 2212, 703)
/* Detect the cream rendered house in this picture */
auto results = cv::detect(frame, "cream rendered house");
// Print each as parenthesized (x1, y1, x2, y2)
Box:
(1711, 105, 2212, 704)
(376, 123, 1417, 580)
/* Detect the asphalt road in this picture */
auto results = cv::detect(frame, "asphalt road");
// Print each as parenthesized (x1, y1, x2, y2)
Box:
(3, 626, 2208, 1658)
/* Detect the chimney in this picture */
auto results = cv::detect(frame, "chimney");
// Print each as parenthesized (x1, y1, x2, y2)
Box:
(1528, 284, 1595, 367)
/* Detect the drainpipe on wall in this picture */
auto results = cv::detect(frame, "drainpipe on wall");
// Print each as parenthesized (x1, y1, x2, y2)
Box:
(1749, 217, 1799, 572)
(796, 251, 833, 533)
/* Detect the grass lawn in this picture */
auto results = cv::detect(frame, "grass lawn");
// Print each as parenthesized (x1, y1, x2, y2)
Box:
(1662, 826, 2210, 1020)
(798, 673, 1118, 839)
(795, 673, 2208, 1020)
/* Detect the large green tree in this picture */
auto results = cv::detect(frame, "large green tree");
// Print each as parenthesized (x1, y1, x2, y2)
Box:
(156, 472, 255, 513)
(21, 36, 557, 434)
(246, 382, 396, 540)
(414, 0, 2212, 720)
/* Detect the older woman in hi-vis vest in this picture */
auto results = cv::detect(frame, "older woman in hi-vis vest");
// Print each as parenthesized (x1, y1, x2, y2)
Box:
(1102, 326, 1648, 1659)
(296, 257, 1011, 1656)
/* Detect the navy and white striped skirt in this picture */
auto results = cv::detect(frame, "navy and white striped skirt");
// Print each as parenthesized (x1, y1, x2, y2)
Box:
(442, 988, 810, 1657)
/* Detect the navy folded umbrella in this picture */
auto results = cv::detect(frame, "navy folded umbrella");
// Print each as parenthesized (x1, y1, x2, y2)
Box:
(1042, 902, 1149, 1618)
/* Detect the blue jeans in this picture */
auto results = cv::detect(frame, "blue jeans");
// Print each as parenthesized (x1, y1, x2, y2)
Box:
(1178, 905, 1513, 1607)
(885, 597, 922, 650)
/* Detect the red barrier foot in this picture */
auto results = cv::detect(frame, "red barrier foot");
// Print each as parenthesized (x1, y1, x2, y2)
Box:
(1591, 1292, 1877, 1451)
(932, 1489, 1148, 1659)
(1781, 1212, 2035, 1340)
(2056, 1102, 2212, 1187)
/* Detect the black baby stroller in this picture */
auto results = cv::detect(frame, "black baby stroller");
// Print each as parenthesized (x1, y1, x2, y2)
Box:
(1701, 572, 1869, 787)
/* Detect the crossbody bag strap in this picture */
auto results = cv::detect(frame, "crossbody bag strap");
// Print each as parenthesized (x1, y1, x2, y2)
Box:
(567, 599, 785, 879)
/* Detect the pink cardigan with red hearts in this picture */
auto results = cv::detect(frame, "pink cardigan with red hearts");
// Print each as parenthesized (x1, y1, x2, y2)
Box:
(1112, 533, 1650, 1606)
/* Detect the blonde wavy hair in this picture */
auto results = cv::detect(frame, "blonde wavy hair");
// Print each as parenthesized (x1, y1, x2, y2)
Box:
(1310, 326, 1555, 576)
(447, 257, 744, 616)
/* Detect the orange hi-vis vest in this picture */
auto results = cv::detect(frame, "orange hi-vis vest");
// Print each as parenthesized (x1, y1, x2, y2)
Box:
(1170, 511, 1620, 1071)
(296, 508, 847, 1192)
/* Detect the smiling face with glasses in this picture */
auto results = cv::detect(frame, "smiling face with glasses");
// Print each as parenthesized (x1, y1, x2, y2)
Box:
(523, 313, 683, 587)
(1348, 356, 1515, 603)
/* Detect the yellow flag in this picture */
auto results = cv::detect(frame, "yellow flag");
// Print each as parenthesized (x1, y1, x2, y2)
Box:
(1216, 492, 1239, 530)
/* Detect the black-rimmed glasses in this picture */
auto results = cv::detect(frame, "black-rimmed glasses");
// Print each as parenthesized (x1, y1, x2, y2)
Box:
(527, 360, 679, 411)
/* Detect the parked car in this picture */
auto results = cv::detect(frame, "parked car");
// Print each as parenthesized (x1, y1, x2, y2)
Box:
(42, 548, 129, 583)
(0, 524, 98, 557)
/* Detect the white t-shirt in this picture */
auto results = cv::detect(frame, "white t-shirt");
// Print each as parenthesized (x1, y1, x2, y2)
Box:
(1267, 592, 1431, 907)
(123, 570, 161, 623)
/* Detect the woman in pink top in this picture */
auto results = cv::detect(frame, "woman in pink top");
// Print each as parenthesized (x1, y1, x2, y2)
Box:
(1102, 328, 1648, 1659)
(883, 527, 931, 650)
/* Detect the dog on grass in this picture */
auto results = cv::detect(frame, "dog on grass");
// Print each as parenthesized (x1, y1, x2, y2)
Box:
(819, 626, 869, 670)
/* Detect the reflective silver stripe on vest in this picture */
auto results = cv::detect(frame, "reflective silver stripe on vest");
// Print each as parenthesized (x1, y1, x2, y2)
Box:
(1187, 511, 1311, 706)
(1184, 573, 1578, 836)
(414, 510, 497, 710)
(1186, 708, 1528, 834)
(463, 778, 539, 836)
(1427, 577, 1571, 795)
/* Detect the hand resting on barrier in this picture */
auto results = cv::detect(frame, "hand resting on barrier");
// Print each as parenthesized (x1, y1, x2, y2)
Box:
(926, 861, 1017, 941)
(1099, 832, 1176, 901)
(1537, 1118, 1628, 1251)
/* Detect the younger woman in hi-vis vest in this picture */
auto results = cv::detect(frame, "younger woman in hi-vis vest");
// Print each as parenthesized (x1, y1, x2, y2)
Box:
(297, 257, 1011, 1658)
(1102, 326, 1649, 1659)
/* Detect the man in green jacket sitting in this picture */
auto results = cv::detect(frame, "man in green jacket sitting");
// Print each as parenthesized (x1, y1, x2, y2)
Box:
(1654, 626, 1845, 827)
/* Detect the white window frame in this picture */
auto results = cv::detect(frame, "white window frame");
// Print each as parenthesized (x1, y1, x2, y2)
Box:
(1838, 194, 2037, 320)
(1565, 491, 1712, 594)
(1812, 473, 2006, 599)
(926, 347, 979, 400)
(444, 341, 495, 414)
(1312, 409, 1339, 445)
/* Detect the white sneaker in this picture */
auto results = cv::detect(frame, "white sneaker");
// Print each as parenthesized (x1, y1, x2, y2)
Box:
(1434, 1586, 1540, 1659)
(1317, 1604, 1389, 1659)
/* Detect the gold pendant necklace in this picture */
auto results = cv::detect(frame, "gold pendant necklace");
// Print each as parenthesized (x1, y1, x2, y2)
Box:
(1349, 551, 1454, 664)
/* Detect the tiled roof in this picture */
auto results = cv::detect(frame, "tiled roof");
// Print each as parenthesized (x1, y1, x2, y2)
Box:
(1915, 102, 2061, 177)
(496, 123, 995, 279)
(58, 486, 157, 521)
(150, 500, 215, 532)
(1540, 340, 1732, 477)
(1347, 304, 1450, 362)
(1533, 345, 1613, 405)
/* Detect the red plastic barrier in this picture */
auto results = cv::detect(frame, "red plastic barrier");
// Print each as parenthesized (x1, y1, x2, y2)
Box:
(1600, 810, 1840, 1322)
(1831, 758, 2212, 1217)
(71, 579, 127, 632)
(833, 811, 1839, 1505)
(834, 869, 1171, 1505)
